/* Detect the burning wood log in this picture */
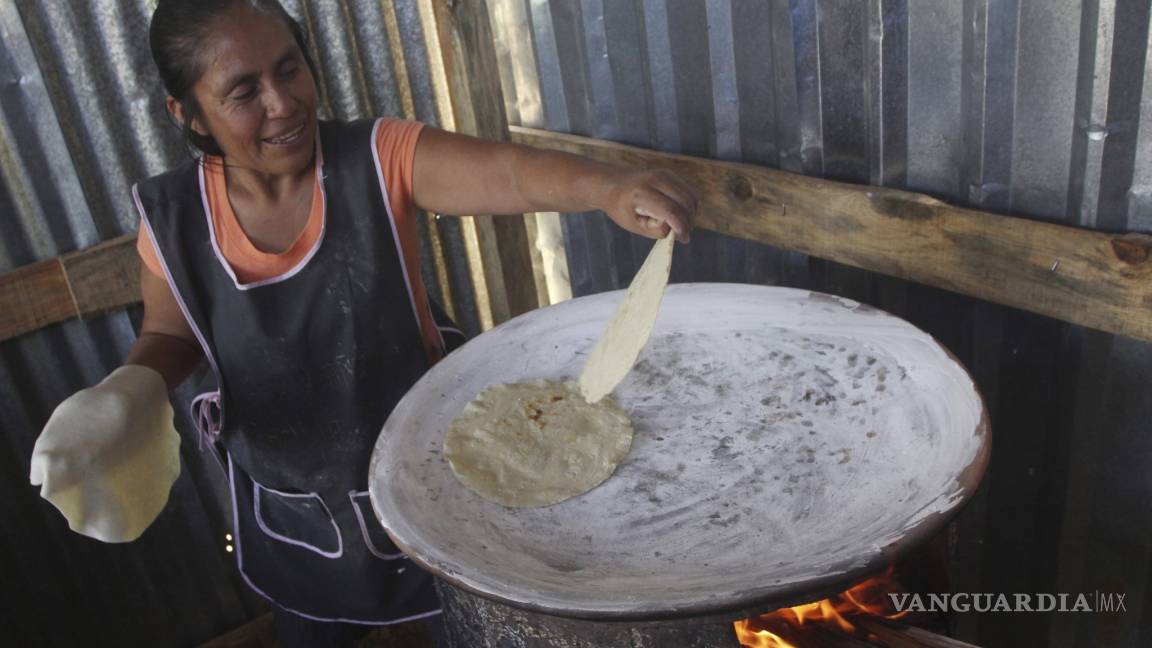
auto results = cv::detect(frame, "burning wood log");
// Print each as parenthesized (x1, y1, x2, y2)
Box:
(738, 615, 981, 648)
(739, 617, 878, 647)
(854, 617, 981, 648)
(732, 567, 982, 648)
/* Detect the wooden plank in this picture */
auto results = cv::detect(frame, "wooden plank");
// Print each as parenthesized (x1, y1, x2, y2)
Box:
(61, 235, 140, 318)
(420, 0, 541, 327)
(0, 257, 73, 341)
(417, 0, 500, 329)
(510, 126, 1152, 343)
(0, 234, 139, 342)
(487, 0, 555, 308)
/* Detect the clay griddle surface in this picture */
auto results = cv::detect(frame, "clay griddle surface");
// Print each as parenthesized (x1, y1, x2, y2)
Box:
(369, 284, 987, 619)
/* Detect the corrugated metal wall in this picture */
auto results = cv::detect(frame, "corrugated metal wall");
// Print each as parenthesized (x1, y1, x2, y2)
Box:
(0, 1, 471, 646)
(4, 0, 1152, 646)
(491, 1, 1152, 647)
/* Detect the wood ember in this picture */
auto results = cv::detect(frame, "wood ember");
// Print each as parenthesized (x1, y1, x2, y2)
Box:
(742, 616, 982, 648)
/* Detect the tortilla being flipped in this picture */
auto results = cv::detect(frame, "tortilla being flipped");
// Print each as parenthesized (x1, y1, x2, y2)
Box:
(578, 234, 675, 403)
(443, 380, 633, 507)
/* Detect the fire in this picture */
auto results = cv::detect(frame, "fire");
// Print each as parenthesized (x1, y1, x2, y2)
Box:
(731, 622, 792, 648)
(733, 570, 908, 647)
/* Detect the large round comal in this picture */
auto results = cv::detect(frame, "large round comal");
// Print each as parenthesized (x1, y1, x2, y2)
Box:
(369, 284, 990, 621)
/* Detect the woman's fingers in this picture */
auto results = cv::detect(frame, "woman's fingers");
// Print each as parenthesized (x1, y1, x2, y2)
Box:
(605, 169, 698, 243)
(634, 188, 689, 242)
(635, 211, 672, 239)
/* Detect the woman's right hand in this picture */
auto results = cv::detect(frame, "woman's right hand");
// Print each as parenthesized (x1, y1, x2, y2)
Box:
(29, 364, 181, 543)
(601, 169, 696, 243)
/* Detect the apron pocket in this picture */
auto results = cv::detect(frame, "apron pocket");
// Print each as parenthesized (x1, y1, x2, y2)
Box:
(349, 491, 406, 560)
(253, 483, 343, 558)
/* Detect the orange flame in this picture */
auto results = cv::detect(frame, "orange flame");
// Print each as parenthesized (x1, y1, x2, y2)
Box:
(731, 620, 794, 648)
(733, 569, 909, 648)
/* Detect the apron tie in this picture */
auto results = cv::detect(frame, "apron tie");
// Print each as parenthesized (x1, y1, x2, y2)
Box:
(191, 390, 222, 449)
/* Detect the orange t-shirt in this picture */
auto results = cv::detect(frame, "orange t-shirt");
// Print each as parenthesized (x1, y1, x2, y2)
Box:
(138, 118, 444, 360)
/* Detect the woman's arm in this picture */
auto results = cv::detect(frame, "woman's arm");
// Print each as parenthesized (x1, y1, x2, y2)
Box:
(412, 127, 696, 242)
(124, 267, 204, 390)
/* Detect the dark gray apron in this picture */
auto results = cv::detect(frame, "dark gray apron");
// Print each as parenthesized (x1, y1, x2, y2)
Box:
(135, 119, 464, 623)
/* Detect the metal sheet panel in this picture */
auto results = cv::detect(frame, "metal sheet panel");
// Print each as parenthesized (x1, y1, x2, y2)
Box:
(640, 0, 679, 152)
(497, 2, 1152, 646)
(0, 1, 462, 645)
(1012, 0, 1080, 219)
(1094, 0, 1151, 231)
(6, 0, 1152, 645)
(906, 0, 963, 196)
(1128, 11, 1152, 232)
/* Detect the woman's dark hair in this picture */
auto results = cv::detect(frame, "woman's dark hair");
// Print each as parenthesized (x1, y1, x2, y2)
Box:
(149, 0, 318, 157)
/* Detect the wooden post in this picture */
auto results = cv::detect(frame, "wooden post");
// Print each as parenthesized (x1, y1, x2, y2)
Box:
(417, 0, 541, 328)
(379, 0, 459, 325)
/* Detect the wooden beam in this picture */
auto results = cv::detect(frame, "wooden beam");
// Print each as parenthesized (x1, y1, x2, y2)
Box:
(61, 235, 141, 317)
(8, 129, 1152, 345)
(0, 235, 139, 342)
(510, 126, 1152, 343)
(0, 258, 74, 341)
(419, 0, 540, 328)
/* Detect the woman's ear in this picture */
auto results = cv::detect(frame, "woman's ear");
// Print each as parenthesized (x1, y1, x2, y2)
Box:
(165, 96, 208, 136)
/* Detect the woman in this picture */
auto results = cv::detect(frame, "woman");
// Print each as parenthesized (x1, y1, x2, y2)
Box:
(30, 0, 695, 645)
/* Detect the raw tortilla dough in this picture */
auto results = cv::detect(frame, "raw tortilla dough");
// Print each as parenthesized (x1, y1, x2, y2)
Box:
(578, 234, 675, 403)
(443, 380, 633, 507)
(29, 365, 181, 543)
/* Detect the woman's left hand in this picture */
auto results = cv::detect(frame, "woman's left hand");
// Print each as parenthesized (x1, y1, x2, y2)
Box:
(602, 169, 697, 243)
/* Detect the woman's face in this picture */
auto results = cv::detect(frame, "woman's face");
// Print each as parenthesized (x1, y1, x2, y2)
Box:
(180, 7, 318, 177)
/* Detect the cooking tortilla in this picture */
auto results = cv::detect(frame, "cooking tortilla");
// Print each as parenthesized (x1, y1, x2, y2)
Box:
(443, 380, 633, 507)
(445, 236, 673, 507)
(578, 234, 675, 403)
